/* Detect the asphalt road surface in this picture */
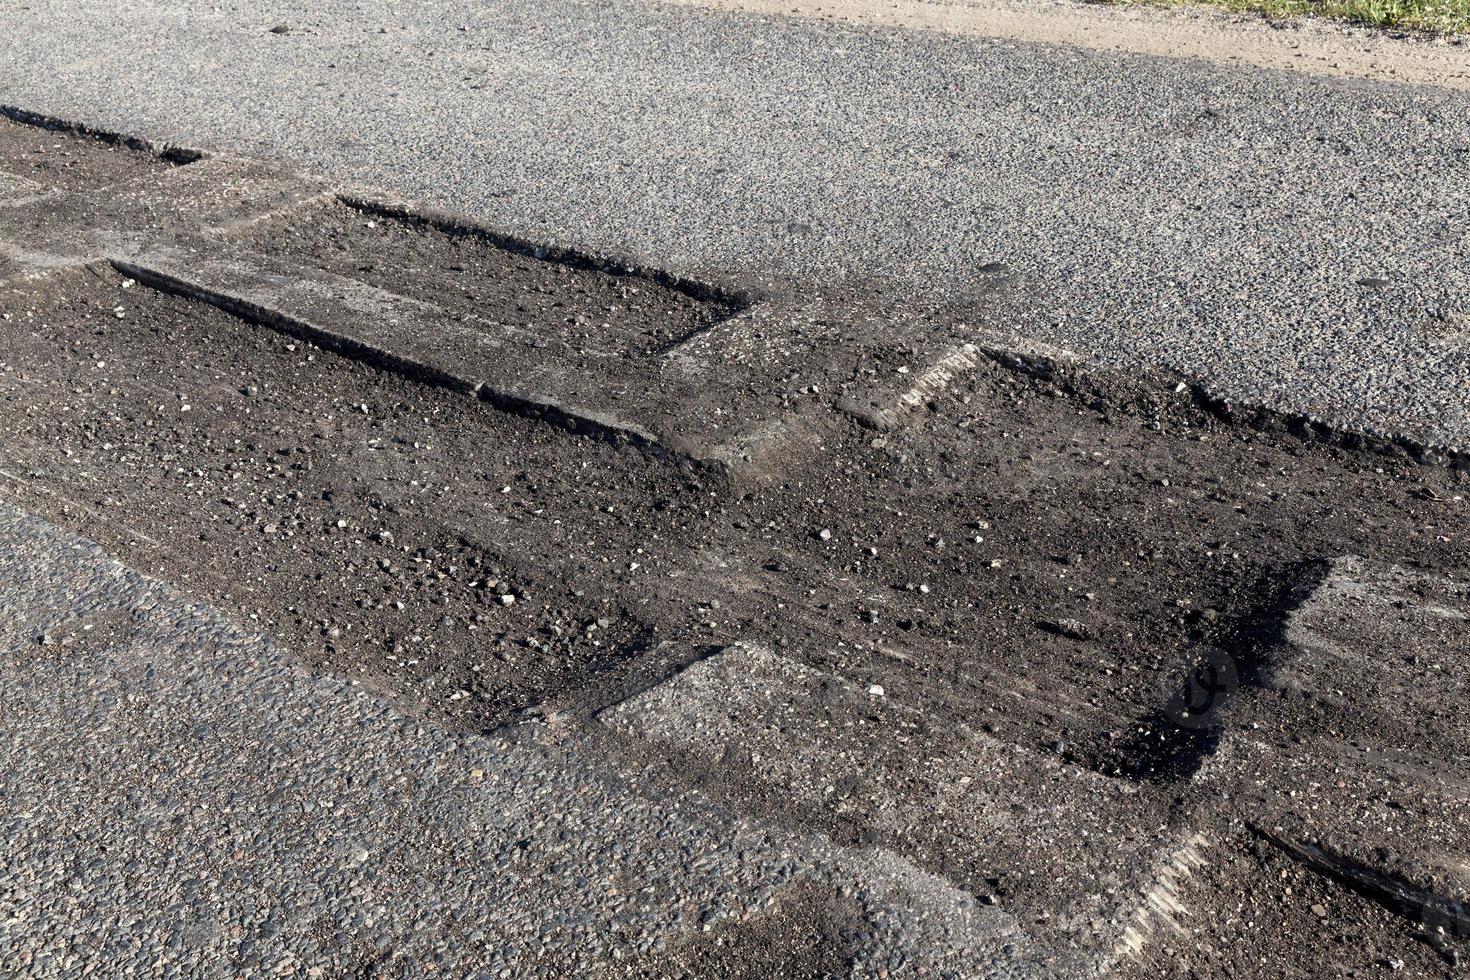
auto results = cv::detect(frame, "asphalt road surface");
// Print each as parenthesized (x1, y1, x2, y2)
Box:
(2, 2, 1469, 978)
(0, 0, 1467, 448)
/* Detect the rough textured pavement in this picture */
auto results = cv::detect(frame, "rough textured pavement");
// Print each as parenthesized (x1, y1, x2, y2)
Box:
(0, 0, 1468, 448)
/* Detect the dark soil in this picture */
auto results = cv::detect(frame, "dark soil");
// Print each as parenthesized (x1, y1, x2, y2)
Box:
(9, 265, 1464, 752)
(3, 262, 1466, 971)
(1136, 828, 1458, 979)
(0, 268, 694, 728)
(0, 114, 180, 195)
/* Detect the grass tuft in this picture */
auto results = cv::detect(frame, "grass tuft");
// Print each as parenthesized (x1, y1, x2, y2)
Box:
(1102, 0, 1470, 33)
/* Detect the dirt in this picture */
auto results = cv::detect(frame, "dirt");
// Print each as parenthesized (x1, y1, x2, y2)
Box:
(2, 111, 1468, 974)
(1136, 826, 1459, 977)
(6, 261, 1463, 743)
(3, 261, 1466, 968)
(0, 267, 698, 728)
(0, 112, 183, 194)
(236, 199, 743, 359)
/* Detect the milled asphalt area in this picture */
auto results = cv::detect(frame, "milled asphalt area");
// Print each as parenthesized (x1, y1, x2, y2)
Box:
(2, 5, 1468, 976)
(0, 505, 1043, 978)
(0, 0, 1467, 447)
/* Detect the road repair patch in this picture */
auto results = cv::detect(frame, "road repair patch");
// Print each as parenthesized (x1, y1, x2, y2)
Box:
(0, 109, 1467, 976)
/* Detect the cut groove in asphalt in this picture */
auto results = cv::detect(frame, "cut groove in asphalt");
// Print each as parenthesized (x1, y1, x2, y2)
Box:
(0, 104, 202, 171)
(339, 193, 753, 316)
(0, 112, 187, 220)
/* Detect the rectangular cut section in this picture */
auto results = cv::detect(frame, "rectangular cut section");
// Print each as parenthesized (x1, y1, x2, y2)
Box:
(0, 121, 978, 475)
(600, 644, 1182, 966)
(218, 197, 967, 473)
(238, 198, 739, 358)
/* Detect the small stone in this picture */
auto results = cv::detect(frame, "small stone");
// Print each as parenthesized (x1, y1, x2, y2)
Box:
(1310, 903, 1327, 918)
(816, 528, 832, 541)
(269, 23, 291, 34)
(867, 684, 885, 697)
(1051, 618, 1091, 641)
(499, 594, 516, 606)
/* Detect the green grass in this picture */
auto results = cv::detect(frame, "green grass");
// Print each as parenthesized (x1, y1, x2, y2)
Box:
(1105, 0, 1470, 33)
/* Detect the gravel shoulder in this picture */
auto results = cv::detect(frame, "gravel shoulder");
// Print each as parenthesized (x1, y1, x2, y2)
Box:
(657, 0, 1470, 90)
